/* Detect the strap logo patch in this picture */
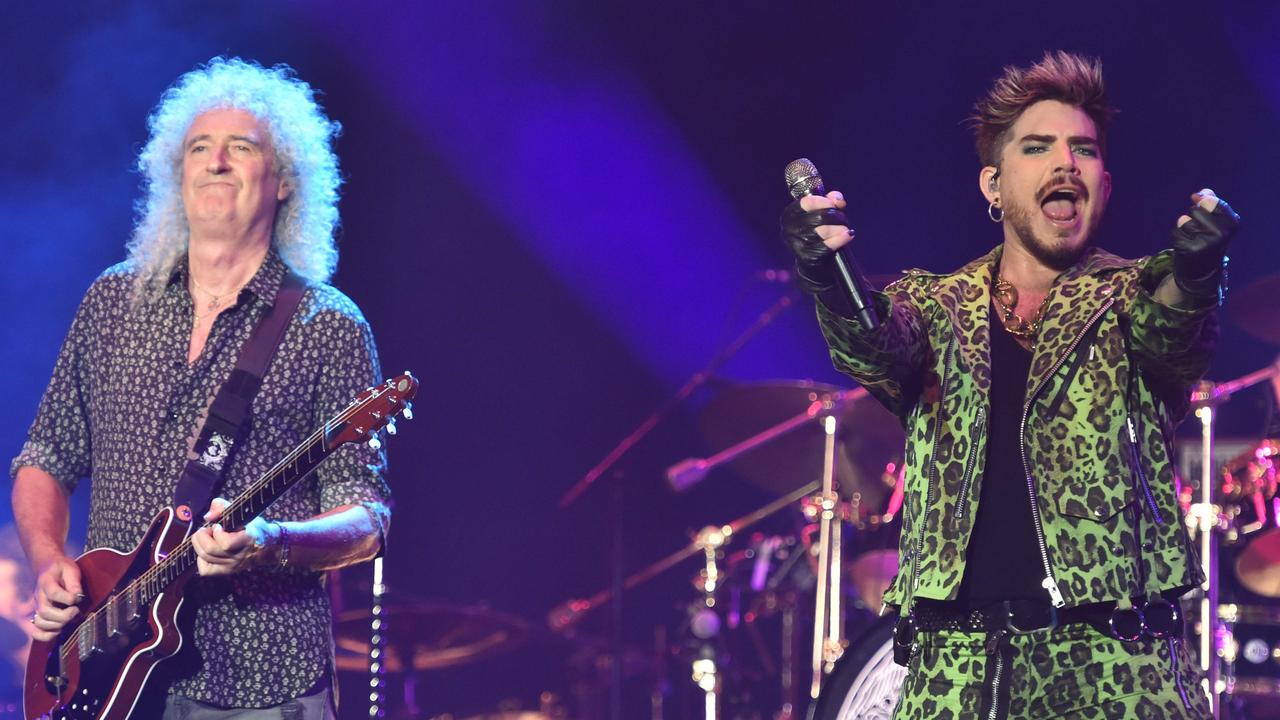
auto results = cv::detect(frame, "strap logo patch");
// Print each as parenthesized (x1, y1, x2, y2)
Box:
(198, 431, 234, 473)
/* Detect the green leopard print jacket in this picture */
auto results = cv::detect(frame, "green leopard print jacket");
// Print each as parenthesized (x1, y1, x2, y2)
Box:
(817, 245, 1216, 613)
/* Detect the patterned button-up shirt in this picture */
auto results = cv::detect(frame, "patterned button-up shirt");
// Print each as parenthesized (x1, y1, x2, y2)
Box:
(11, 250, 391, 707)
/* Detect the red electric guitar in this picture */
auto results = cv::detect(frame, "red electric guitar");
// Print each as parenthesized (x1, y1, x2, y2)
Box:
(24, 373, 419, 720)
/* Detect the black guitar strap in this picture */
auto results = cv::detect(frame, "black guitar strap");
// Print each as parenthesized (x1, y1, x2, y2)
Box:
(172, 273, 306, 521)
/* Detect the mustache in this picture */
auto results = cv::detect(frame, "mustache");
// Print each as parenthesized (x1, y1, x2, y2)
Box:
(1035, 173, 1088, 203)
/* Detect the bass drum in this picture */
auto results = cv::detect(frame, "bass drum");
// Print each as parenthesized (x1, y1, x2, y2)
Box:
(808, 613, 907, 720)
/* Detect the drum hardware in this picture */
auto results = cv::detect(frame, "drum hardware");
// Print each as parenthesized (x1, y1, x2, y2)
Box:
(370, 556, 390, 719)
(558, 292, 798, 720)
(1199, 603, 1280, 719)
(547, 482, 821, 635)
(334, 601, 529, 673)
(689, 521, 733, 719)
(335, 596, 530, 719)
(673, 382, 895, 702)
(690, 655, 720, 719)
(560, 294, 796, 509)
(807, 414, 845, 700)
(671, 380, 905, 712)
(550, 489, 819, 716)
(547, 469, 890, 718)
(1188, 359, 1280, 718)
(691, 381, 905, 504)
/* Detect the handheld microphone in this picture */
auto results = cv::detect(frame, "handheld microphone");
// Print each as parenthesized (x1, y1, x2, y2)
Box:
(784, 158, 880, 332)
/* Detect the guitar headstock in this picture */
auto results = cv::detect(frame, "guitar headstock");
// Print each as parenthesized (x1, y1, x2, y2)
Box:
(324, 372, 419, 450)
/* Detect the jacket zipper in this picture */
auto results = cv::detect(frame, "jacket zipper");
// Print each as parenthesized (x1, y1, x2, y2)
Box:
(912, 333, 956, 591)
(1168, 637, 1193, 710)
(988, 652, 1005, 720)
(1020, 296, 1116, 608)
(986, 629, 1008, 720)
(1126, 415, 1165, 524)
(954, 407, 986, 519)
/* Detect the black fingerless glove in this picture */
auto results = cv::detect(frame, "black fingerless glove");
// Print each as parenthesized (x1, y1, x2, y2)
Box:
(1170, 198, 1239, 302)
(780, 198, 849, 296)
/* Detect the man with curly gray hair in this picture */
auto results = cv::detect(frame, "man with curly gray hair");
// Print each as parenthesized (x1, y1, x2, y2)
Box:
(12, 57, 390, 719)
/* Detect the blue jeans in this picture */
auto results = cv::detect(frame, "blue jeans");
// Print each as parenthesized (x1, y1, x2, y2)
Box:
(161, 689, 335, 720)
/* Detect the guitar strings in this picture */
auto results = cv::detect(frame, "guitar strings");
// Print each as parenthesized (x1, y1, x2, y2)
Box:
(56, 383, 397, 663)
(57, 421, 328, 662)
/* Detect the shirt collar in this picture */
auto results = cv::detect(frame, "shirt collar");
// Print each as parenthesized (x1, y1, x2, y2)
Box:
(169, 248, 289, 310)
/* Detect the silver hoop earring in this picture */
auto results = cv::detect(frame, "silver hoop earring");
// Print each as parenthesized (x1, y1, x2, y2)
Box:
(988, 201, 1004, 223)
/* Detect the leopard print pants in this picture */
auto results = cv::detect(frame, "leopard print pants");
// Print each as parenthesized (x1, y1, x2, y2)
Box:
(892, 622, 1211, 719)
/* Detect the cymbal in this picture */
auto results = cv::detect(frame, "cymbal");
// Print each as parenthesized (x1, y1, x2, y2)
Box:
(335, 602, 528, 673)
(698, 380, 905, 508)
(1232, 274, 1280, 345)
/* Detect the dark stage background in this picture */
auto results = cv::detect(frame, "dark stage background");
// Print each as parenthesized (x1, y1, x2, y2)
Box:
(2, 2, 1278, 717)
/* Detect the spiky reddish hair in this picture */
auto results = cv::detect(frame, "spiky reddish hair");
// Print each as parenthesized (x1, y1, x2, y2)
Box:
(970, 51, 1116, 168)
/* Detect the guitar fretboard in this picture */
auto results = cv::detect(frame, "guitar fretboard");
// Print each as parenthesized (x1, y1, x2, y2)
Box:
(64, 417, 341, 663)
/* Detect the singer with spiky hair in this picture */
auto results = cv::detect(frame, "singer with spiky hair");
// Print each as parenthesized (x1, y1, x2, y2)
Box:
(11, 58, 390, 719)
(783, 51, 1234, 718)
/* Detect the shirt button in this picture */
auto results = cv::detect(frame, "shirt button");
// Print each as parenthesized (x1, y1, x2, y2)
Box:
(1094, 508, 1106, 518)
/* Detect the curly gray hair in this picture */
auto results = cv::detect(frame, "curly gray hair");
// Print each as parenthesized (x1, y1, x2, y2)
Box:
(127, 57, 342, 303)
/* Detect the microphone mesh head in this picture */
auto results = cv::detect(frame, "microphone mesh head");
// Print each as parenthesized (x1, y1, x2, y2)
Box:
(784, 158, 825, 198)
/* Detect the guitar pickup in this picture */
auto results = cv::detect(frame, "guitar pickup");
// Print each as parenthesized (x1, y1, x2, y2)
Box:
(76, 610, 109, 661)
(124, 585, 143, 624)
(76, 621, 95, 661)
(106, 596, 120, 638)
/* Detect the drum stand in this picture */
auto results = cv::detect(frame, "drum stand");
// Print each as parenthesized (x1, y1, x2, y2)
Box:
(808, 413, 845, 701)
(668, 389, 865, 709)
(1189, 361, 1280, 718)
(692, 523, 728, 719)
(368, 557, 391, 718)
(1189, 398, 1224, 718)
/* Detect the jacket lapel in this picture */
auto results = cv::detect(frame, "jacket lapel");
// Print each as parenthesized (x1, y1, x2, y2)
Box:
(922, 248, 998, 393)
(1025, 248, 1131, 398)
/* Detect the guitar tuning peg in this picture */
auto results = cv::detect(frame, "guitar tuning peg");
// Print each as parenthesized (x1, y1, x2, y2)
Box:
(402, 403, 414, 421)
(368, 436, 383, 450)
(386, 420, 397, 436)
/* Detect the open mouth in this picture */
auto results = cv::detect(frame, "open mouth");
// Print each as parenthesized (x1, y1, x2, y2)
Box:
(1040, 186, 1083, 225)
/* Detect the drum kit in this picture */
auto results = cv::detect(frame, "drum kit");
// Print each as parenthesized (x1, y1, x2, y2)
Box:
(549, 379, 910, 720)
(340, 274, 1280, 719)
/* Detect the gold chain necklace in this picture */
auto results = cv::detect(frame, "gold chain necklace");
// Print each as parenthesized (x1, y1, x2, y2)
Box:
(991, 276, 1048, 341)
(189, 274, 247, 329)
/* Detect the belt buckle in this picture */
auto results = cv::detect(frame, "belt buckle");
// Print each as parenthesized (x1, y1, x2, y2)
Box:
(1140, 596, 1181, 639)
(1004, 600, 1057, 634)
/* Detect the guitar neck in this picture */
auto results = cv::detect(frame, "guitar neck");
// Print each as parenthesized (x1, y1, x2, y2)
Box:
(136, 373, 412, 604)
(34, 374, 415, 720)
(220, 425, 336, 532)
(147, 424, 339, 593)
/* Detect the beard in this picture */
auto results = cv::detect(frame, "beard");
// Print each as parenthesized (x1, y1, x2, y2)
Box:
(1002, 195, 1096, 272)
